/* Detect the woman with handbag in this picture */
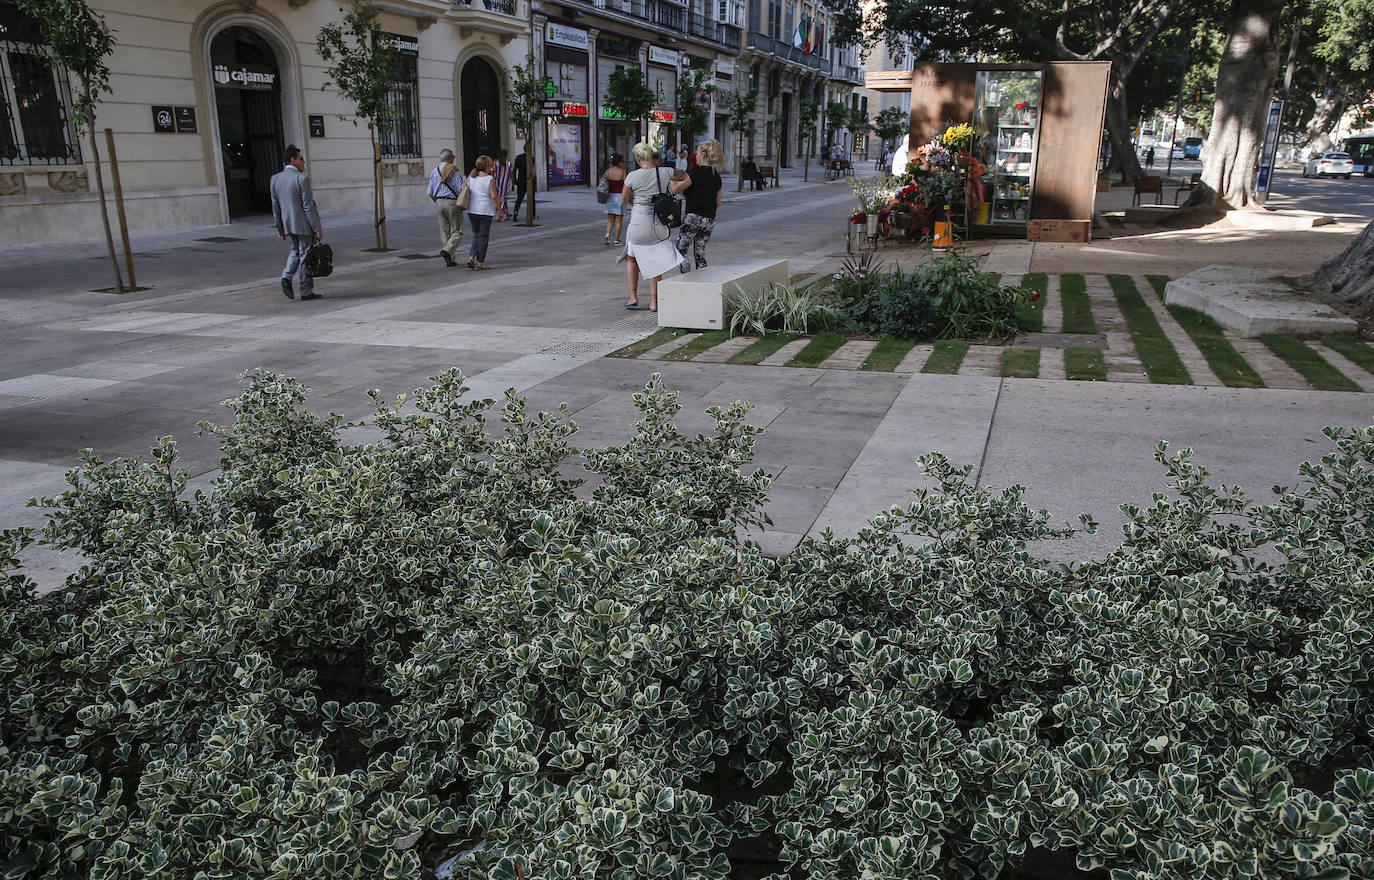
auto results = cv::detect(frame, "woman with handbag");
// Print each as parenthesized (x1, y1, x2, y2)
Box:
(465, 155, 504, 270)
(669, 139, 723, 273)
(600, 153, 627, 246)
(620, 142, 684, 311)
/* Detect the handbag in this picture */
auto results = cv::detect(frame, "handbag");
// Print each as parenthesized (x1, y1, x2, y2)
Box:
(304, 241, 333, 278)
(650, 169, 681, 229)
(454, 177, 472, 210)
(596, 174, 610, 204)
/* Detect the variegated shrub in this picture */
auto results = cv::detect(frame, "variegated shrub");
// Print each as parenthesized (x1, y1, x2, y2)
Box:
(1, 369, 1370, 880)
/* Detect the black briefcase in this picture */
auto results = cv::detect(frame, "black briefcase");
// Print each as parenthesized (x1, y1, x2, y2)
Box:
(305, 242, 334, 278)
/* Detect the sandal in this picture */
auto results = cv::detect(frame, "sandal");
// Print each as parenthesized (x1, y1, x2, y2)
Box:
(624, 301, 640, 309)
(475, 264, 490, 270)
(467, 256, 476, 269)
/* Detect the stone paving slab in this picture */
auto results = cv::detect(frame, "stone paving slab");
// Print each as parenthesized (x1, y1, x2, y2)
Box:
(818, 339, 878, 370)
(1165, 265, 1358, 337)
(760, 338, 810, 366)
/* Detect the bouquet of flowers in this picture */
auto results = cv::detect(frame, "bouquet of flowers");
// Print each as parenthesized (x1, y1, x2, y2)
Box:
(847, 175, 904, 214)
(941, 122, 975, 152)
(911, 139, 953, 171)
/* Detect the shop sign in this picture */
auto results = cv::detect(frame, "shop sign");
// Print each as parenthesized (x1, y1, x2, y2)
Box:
(152, 106, 175, 133)
(212, 63, 277, 90)
(562, 102, 589, 117)
(648, 46, 678, 67)
(309, 115, 326, 138)
(546, 22, 589, 50)
(600, 105, 630, 120)
(175, 106, 197, 133)
(382, 33, 419, 55)
(541, 99, 564, 117)
(651, 110, 676, 123)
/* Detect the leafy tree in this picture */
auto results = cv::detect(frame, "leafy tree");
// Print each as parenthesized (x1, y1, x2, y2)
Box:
(316, 0, 398, 250)
(1290, 0, 1374, 151)
(605, 66, 657, 143)
(727, 88, 758, 191)
(508, 54, 546, 227)
(798, 97, 821, 181)
(873, 105, 909, 147)
(15, 0, 124, 291)
(847, 105, 869, 158)
(675, 67, 716, 149)
(769, 107, 786, 185)
(824, 99, 849, 151)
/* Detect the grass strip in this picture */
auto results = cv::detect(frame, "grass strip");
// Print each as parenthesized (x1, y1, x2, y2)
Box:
(661, 329, 733, 362)
(1323, 335, 1374, 376)
(921, 340, 971, 374)
(861, 337, 918, 371)
(1145, 274, 1171, 302)
(1017, 272, 1048, 332)
(1259, 334, 1363, 392)
(606, 327, 680, 359)
(1059, 274, 1097, 334)
(1166, 305, 1265, 388)
(1001, 346, 1041, 378)
(727, 332, 798, 365)
(1107, 274, 1192, 385)
(1064, 346, 1107, 381)
(786, 331, 849, 367)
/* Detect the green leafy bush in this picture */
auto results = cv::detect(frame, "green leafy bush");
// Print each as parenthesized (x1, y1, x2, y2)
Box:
(3, 370, 1374, 880)
(873, 265, 940, 338)
(725, 280, 837, 335)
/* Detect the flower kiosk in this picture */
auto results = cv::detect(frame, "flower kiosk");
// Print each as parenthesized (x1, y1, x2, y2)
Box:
(866, 61, 1111, 242)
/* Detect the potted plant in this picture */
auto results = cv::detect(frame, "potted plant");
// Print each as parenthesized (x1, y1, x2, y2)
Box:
(847, 175, 903, 238)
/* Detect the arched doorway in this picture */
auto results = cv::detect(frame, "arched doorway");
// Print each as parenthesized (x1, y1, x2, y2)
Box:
(460, 57, 501, 170)
(210, 26, 284, 217)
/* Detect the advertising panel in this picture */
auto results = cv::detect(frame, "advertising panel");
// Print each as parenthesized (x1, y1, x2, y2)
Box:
(547, 121, 585, 185)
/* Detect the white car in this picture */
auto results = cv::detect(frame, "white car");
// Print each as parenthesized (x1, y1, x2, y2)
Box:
(1171, 144, 1184, 159)
(1304, 151, 1354, 178)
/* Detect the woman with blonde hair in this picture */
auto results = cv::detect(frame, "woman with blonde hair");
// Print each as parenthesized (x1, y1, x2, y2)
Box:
(620, 141, 684, 310)
(669, 139, 724, 273)
(465, 154, 503, 269)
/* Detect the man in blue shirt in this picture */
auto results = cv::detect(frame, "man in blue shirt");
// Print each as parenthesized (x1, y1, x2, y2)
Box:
(427, 148, 464, 267)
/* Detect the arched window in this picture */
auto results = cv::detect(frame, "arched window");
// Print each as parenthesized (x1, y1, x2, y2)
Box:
(0, 0, 82, 164)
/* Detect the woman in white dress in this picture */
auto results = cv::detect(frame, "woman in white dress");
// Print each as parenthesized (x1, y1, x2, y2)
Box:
(620, 142, 685, 311)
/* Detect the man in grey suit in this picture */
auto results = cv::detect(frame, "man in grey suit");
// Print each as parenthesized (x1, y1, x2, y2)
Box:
(270, 144, 323, 300)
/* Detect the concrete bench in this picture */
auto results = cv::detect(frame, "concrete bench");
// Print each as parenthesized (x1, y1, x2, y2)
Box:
(657, 258, 790, 330)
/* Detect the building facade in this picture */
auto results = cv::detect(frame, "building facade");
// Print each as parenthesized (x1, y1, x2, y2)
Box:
(0, 0, 856, 245)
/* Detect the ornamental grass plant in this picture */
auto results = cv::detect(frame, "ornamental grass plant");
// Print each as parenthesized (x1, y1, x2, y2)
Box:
(3, 369, 1373, 880)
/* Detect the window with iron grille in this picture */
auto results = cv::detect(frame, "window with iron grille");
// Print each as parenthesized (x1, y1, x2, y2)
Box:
(0, 1, 82, 165)
(378, 47, 420, 158)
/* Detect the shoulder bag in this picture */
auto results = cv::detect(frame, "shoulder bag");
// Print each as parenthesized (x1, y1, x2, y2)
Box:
(650, 169, 682, 229)
(596, 174, 610, 204)
(454, 176, 472, 210)
(305, 241, 334, 278)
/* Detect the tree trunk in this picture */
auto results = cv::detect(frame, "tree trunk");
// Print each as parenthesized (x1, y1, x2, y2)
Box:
(736, 134, 744, 192)
(804, 132, 810, 182)
(87, 122, 125, 293)
(1103, 67, 1145, 182)
(1300, 75, 1345, 152)
(1186, 0, 1286, 209)
(1297, 218, 1374, 308)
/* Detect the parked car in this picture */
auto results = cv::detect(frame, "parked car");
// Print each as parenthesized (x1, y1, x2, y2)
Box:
(1183, 137, 1203, 159)
(1171, 144, 1184, 159)
(1304, 151, 1354, 178)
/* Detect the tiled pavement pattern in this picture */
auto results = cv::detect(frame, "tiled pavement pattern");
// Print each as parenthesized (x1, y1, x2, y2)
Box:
(626, 274, 1374, 392)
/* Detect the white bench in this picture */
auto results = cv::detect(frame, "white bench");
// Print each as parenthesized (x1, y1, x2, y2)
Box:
(657, 258, 790, 330)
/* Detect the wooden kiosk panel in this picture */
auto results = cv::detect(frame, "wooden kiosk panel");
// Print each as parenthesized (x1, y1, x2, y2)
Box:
(1032, 62, 1111, 222)
(905, 64, 976, 151)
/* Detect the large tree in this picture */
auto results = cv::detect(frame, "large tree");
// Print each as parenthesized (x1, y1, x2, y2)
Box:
(1183, 0, 1287, 209)
(863, 0, 1184, 181)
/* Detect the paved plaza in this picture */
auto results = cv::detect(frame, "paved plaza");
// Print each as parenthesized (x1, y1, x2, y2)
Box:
(3, 166, 1372, 587)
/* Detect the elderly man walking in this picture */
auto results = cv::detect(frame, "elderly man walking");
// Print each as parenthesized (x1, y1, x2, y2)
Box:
(270, 144, 322, 300)
(428, 148, 465, 267)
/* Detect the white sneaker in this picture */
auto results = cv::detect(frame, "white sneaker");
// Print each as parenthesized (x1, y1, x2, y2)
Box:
(604, 233, 611, 245)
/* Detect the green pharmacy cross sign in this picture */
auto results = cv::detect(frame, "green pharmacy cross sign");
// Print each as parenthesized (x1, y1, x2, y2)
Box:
(542, 78, 557, 98)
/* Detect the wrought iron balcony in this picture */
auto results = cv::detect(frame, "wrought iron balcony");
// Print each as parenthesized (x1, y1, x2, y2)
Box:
(450, 0, 525, 38)
(585, 0, 741, 49)
(742, 33, 832, 75)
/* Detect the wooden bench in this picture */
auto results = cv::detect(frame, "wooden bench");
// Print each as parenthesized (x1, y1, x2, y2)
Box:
(1173, 172, 1201, 205)
(657, 258, 790, 330)
(1133, 175, 1162, 206)
(757, 165, 775, 188)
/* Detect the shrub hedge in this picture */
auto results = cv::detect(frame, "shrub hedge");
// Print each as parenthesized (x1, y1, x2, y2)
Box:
(2, 369, 1372, 880)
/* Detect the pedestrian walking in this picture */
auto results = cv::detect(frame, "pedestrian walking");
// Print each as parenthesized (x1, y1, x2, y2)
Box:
(670, 139, 723, 273)
(601, 152, 628, 246)
(270, 144, 323, 300)
(492, 149, 513, 220)
(464, 155, 503, 270)
(1145, 146, 1155, 168)
(427, 148, 464, 268)
(621, 141, 684, 311)
(512, 149, 535, 220)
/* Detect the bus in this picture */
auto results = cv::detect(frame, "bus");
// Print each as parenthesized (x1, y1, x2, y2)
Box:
(1341, 131, 1374, 176)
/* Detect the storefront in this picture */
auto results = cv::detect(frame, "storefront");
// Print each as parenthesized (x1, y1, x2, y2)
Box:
(645, 45, 678, 151)
(595, 35, 640, 171)
(544, 21, 590, 186)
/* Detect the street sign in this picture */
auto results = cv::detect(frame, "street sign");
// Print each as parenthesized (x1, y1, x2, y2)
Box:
(540, 99, 563, 117)
(1255, 98, 1283, 202)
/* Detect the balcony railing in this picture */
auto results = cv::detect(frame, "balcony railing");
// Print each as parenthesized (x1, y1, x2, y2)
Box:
(832, 64, 863, 84)
(589, 0, 741, 49)
(455, 0, 519, 16)
(743, 33, 832, 75)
